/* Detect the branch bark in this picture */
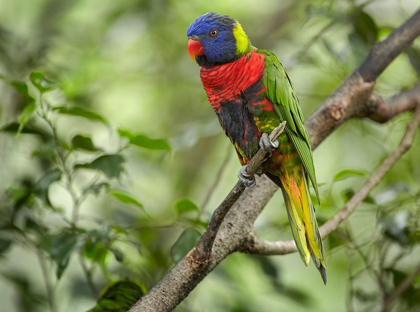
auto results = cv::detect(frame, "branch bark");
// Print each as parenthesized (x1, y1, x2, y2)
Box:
(129, 8, 420, 312)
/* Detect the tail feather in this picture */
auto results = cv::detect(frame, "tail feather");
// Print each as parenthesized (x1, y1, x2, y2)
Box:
(267, 169, 327, 283)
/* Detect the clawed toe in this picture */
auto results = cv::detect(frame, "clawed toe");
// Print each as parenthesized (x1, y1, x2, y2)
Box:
(259, 133, 279, 156)
(238, 165, 256, 187)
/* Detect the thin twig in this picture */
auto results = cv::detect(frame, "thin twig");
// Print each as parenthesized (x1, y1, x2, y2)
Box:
(190, 122, 287, 262)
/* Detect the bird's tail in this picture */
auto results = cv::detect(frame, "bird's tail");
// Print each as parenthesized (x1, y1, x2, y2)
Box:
(279, 167, 327, 284)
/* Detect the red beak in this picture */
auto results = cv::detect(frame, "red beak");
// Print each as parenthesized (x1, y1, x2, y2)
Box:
(188, 38, 204, 60)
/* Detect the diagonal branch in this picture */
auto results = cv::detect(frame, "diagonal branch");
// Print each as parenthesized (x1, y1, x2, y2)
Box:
(241, 106, 420, 255)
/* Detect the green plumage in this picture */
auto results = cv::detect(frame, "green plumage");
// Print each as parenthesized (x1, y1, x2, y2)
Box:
(258, 49, 320, 203)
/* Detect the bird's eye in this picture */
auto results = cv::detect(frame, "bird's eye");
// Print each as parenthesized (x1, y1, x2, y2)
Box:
(209, 29, 218, 37)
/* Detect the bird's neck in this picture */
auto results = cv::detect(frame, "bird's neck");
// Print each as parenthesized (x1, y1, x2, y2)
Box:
(200, 50, 265, 111)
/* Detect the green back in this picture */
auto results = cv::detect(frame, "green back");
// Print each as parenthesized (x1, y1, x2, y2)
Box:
(257, 48, 320, 202)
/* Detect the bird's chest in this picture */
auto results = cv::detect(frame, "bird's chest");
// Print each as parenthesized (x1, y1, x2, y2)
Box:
(200, 52, 275, 159)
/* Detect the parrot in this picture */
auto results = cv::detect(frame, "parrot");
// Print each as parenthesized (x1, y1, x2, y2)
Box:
(187, 12, 327, 284)
(87, 280, 146, 312)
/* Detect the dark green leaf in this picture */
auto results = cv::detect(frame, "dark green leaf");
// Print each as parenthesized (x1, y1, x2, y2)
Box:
(0, 122, 52, 141)
(9, 81, 35, 101)
(118, 129, 171, 152)
(108, 189, 144, 211)
(341, 189, 355, 202)
(87, 280, 146, 312)
(75, 154, 125, 178)
(34, 169, 62, 204)
(29, 72, 55, 93)
(352, 10, 378, 46)
(53, 106, 108, 125)
(49, 231, 84, 279)
(174, 199, 199, 214)
(170, 229, 201, 263)
(333, 169, 367, 182)
(71, 134, 101, 152)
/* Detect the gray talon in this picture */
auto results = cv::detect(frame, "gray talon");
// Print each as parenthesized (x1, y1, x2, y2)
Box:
(238, 165, 256, 187)
(259, 133, 279, 156)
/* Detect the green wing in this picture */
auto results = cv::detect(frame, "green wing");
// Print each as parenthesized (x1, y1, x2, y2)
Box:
(257, 49, 320, 202)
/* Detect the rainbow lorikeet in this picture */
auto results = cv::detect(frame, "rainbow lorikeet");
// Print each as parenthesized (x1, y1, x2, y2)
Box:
(187, 12, 327, 283)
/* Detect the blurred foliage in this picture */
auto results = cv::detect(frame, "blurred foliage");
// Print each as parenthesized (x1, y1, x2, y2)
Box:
(0, 0, 419, 311)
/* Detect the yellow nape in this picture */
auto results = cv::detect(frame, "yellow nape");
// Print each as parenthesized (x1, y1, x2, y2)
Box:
(233, 22, 251, 55)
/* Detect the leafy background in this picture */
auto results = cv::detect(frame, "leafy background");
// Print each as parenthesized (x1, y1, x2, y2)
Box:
(0, 0, 420, 311)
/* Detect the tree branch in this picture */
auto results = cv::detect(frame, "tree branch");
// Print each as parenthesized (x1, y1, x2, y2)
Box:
(129, 8, 420, 312)
(242, 106, 420, 255)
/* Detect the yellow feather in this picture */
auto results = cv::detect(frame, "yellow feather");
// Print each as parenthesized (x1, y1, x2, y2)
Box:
(233, 22, 251, 54)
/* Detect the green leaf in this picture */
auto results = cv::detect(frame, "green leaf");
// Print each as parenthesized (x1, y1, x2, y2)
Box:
(71, 134, 101, 152)
(170, 229, 201, 263)
(87, 280, 146, 312)
(53, 106, 108, 125)
(0, 122, 52, 141)
(333, 169, 367, 182)
(352, 10, 378, 46)
(341, 189, 355, 202)
(108, 189, 144, 211)
(174, 199, 199, 214)
(49, 231, 84, 279)
(17, 102, 36, 134)
(29, 72, 55, 93)
(75, 154, 125, 178)
(10, 81, 35, 102)
(34, 169, 62, 205)
(118, 129, 171, 152)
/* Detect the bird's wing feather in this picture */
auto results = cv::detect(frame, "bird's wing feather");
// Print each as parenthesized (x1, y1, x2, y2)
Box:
(257, 49, 320, 202)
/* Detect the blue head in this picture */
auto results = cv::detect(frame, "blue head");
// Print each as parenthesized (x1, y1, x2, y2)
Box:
(187, 12, 252, 67)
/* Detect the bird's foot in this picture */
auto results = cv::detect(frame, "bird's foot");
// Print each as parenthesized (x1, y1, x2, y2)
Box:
(259, 133, 279, 157)
(238, 165, 256, 187)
